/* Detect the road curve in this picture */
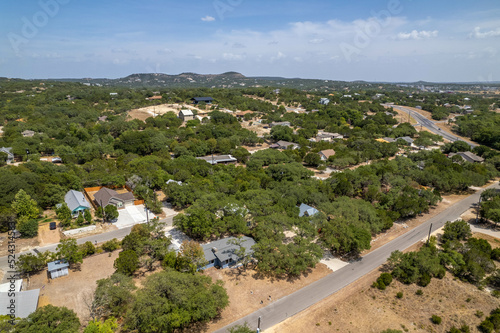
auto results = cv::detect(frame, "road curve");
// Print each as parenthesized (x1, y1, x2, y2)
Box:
(215, 181, 498, 333)
(391, 105, 477, 148)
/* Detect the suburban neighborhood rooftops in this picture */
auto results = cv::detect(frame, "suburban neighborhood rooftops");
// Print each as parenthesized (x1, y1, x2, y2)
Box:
(202, 236, 256, 263)
(0, 289, 39, 318)
(47, 259, 69, 272)
(299, 203, 320, 217)
(197, 155, 237, 165)
(64, 190, 91, 212)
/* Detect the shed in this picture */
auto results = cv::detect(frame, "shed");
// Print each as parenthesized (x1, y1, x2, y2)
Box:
(47, 260, 69, 279)
(178, 109, 195, 121)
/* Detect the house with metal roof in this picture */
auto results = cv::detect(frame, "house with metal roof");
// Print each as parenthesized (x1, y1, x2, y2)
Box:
(197, 155, 237, 165)
(0, 147, 14, 164)
(94, 187, 135, 209)
(449, 151, 484, 163)
(47, 260, 69, 279)
(64, 190, 91, 217)
(178, 109, 195, 121)
(191, 97, 214, 104)
(201, 236, 256, 269)
(319, 98, 330, 105)
(271, 140, 299, 150)
(0, 289, 40, 318)
(298, 203, 319, 217)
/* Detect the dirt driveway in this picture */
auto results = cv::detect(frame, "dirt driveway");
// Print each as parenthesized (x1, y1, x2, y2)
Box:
(28, 251, 119, 324)
(38, 222, 60, 247)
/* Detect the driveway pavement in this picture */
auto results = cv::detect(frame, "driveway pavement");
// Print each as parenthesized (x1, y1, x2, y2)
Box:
(114, 205, 154, 229)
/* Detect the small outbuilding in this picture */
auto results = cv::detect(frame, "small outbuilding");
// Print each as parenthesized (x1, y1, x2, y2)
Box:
(298, 203, 319, 217)
(178, 109, 195, 121)
(47, 260, 69, 279)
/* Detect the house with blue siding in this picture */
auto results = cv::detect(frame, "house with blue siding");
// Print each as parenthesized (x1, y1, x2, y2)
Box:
(64, 190, 91, 217)
(201, 236, 256, 270)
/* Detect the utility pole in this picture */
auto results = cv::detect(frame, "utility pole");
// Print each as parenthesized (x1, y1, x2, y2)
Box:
(476, 196, 482, 223)
(426, 223, 433, 245)
(256, 316, 261, 333)
(100, 200, 106, 223)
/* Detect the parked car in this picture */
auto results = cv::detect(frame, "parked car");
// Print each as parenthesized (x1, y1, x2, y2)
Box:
(49, 222, 57, 230)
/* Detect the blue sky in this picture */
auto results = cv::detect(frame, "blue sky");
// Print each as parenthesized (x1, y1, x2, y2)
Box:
(0, 0, 499, 82)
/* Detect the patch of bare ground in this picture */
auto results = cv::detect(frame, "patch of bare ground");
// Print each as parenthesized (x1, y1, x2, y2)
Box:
(38, 221, 60, 246)
(202, 264, 331, 332)
(126, 103, 209, 122)
(267, 268, 499, 333)
(28, 251, 119, 325)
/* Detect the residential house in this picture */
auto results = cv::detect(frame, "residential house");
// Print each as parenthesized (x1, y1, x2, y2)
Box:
(316, 132, 343, 142)
(0, 147, 14, 164)
(94, 187, 135, 209)
(319, 149, 336, 161)
(397, 136, 415, 145)
(109, 92, 118, 96)
(178, 109, 195, 121)
(269, 121, 291, 127)
(191, 97, 214, 104)
(47, 260, 69, 279)
(201, 236, 256, 269)
(51, 156, 62, 163)
(298, 203, 319, 217)
(378, 137, 396, 143)
(448, 151, 484, 163)
(319, 98, 330, 105)
(64, 190, 91, 217)
(235, 110, 254, 119)
(271, 140, 299, 150)
(197, 155, 237, 165)
(147, 95, 162, 101)
(21, 130, 35, 137)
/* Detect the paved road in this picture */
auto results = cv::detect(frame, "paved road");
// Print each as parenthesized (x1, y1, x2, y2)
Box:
(0, 216, 175, 283)
(391, 105, 477, 148)
(215, 182, 499, 333)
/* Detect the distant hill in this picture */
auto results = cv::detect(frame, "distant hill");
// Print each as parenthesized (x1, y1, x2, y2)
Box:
(50, 72, 385, 90)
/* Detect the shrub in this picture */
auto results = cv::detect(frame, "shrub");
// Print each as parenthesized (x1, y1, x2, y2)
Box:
(79, 241, 96, 257)
(396, 292, 403, 299)
(431, 315, 442, 325)
(374, 273, 393, 290)
(418, 273, 431, 287)
(416, 289, 423, 296)
(491, 248, 500, 261)
(18, 218, 39, 238)
(102, 238, 120, 252)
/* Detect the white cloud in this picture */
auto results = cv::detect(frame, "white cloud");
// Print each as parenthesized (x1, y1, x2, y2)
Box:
(469, 27, 500, 39)
(223, 53, 246, 60)
(309, 38, 325, 44)
(395, 30, 438, 40)
(201, 15, 215, 22)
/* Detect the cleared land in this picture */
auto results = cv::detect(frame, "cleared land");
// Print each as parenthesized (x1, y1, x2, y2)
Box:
(29, 251, 119, 325)
(202, 264, 332, 332)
